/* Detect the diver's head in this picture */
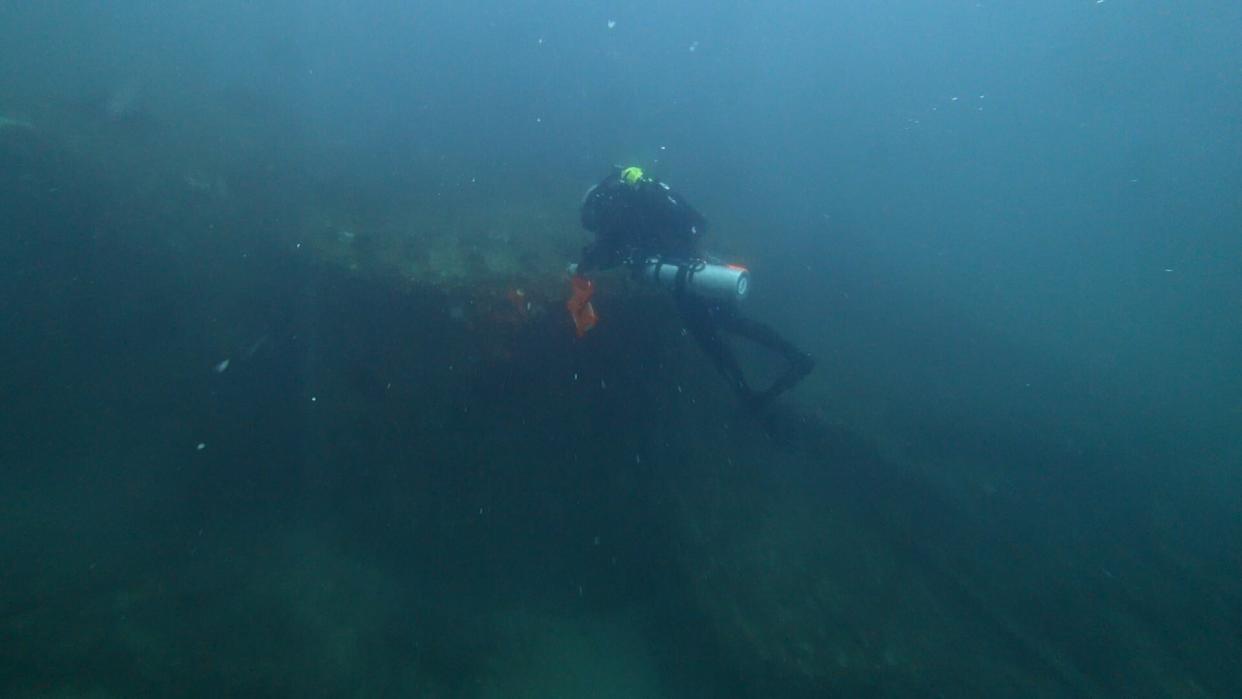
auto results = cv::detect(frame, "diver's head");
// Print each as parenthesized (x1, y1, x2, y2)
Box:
(620, 166, 645, 187)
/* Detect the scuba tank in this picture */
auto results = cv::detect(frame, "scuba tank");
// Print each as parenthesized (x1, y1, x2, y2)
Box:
(634, 258, 750, 303)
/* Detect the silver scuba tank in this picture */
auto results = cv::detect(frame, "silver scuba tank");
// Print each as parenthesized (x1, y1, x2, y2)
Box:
(634, 258, 750, 303)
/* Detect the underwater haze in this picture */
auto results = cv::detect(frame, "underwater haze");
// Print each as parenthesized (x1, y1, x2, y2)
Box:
(2, 1, 1240, 697)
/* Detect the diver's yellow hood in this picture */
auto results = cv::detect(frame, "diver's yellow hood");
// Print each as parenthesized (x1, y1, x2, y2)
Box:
(621, 166, 645, 187)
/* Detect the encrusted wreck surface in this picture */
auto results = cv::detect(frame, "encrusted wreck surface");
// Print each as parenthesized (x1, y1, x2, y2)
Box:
(5, 98, 1234, 698)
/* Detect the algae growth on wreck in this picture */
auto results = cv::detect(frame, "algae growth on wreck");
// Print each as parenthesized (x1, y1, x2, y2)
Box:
(2, 3, 1241, 698)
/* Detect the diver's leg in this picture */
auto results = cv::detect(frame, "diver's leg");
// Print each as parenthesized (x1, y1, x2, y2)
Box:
(717, 313, 815, 406)
(677, 296, 754, 400)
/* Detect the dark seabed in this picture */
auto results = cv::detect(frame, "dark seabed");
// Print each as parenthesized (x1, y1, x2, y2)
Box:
(2, 2, 1240, 697)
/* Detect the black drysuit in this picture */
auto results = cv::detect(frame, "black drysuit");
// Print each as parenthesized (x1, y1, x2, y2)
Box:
(578, 170, 814, 407)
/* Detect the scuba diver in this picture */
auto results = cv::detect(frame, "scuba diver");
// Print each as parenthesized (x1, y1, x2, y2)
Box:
(568, 166, 815, 410)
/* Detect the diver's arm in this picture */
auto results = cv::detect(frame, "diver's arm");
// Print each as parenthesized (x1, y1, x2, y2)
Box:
(578, 177, 630, 273)
(577, 238, 624, 273)
(580, 174, 624, 233)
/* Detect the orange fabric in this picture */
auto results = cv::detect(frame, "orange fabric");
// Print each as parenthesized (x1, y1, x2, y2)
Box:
(567, 275, 597, 337)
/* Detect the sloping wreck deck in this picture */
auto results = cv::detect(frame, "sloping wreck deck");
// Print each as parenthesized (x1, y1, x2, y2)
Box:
(3, 102, 1230, 698)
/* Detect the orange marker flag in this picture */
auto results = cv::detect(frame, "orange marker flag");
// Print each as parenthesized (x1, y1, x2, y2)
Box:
(567, 275, 597, 337)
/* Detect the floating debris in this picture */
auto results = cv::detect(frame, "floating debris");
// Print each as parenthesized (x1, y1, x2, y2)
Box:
(0, 115, 34, 131)
(242, 335, 269, 360)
